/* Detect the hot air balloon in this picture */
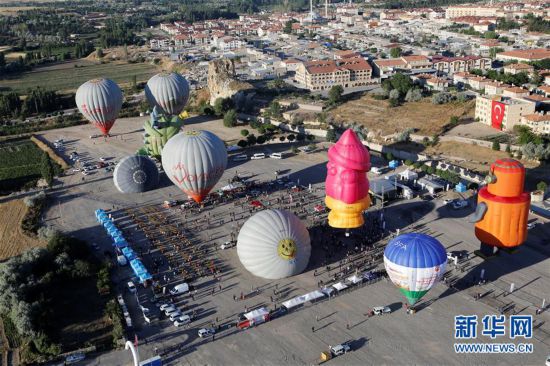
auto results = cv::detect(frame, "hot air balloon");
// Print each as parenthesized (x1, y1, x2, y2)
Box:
(325, 129, 371, 229)
(469, 158, 530, 256)
(113, 155, 159, 193)
(383, 233, 447, 305)
(161, 130, 227, 203)
(143, 107, 184, 158)
(237, 209, 311, 279)
(145, 72, 190, 116)
(75, 78, 123, 136)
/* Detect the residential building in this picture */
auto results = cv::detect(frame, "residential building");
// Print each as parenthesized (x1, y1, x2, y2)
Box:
(372, 55, 432, 77)
(496, 48, 550, 62)
(503, 63, 535, 75)
(485, 81, 509, 96)
(432, 55, 491, 75)
(445, 5, 500, 18)
(503, 86, 530, 98)
(521, 113, 550, 135)
(426, 77, 449, 91)
(295, 56, 374, 92)
(475, 95, 536, 131)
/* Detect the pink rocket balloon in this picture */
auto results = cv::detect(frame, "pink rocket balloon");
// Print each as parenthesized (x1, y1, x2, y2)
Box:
(325, 129, 371, 228)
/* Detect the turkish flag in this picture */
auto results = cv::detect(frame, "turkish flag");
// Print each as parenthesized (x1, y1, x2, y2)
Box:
(491, 101, 505, 130)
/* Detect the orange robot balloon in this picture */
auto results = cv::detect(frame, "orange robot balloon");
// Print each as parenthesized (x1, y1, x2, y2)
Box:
(470, 158, 530, 255)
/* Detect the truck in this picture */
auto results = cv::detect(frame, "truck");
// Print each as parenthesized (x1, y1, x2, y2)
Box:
(320, 343, 351, 362)
(236, 307, 270, 330)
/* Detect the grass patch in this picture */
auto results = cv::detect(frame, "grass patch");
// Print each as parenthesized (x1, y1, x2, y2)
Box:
(0, 198, 45, 261)
(0, 139, 43, 191)
(330, 95, 475, 136)
(0, 60, 159, 93)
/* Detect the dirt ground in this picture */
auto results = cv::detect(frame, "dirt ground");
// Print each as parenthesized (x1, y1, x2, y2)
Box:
(330, 96, 475, 136)
(0, 198, 44, 261)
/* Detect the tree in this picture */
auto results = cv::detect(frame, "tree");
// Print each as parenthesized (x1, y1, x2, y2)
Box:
(287, 134, 296, 142)
(214, 97, 234, 116)
(283, 19, 295, 34)
(536, 181, 547, 192)
(405, 88, 422, 102)
(492, 140, 501, 151)
(223, 109, 237, 127)
(326, 129, 336, 142)
(390, 47, 402, 58)
(389, 73, 413, 95)
(389, 89, 400, 100)
(237, 139, 248, 148)
(386, 152, 394, 161)
(246, 134, 257, 145)
(257, 135, 266, 144)
(40, 152, 54, 187)
(307, 134, 315, 141)
(96, 48, 104, 58)
(431, 92, 453, 105)
(240, 129, 249, 137)
(328, 85, 344, 105)
(296, 133, 305, 141)
(279, 135, 286, 142)
(388, 98, 400, 107)
(268, 101, 282, 118)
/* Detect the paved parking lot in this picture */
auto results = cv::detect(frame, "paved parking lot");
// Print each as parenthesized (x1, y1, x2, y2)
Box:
(41, 117, 550, 366)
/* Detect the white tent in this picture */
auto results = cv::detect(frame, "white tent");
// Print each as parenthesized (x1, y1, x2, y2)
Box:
(332, 282, 348, 291)
(282, 295, 308, 309)
(399, 169, 418, 181)
(244, 307, 269, 320)
(347, 274, 362, 284)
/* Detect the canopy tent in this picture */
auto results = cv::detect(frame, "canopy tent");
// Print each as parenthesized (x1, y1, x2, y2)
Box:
(303, 290, 325, 302)
(399, 169, 418, 181)
(389, 160, 400, 169)
(455, 182, 467, 193)
(282, 295, 307, 310)
(130, 259, 152, 283)
(332, 282, 348, 291)
(122, 246, 137, 261)
(320, 287, 335, 297)
(103, 220, 115, 228)
(347, 274, 363, 284)
(113, 239, 128, 249)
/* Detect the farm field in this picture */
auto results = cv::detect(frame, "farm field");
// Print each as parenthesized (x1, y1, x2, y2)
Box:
(330, 95, 475, 136)
(0, 198, 44, 261)
(0, 60, 159, 93)
(0, 139, 43, 190)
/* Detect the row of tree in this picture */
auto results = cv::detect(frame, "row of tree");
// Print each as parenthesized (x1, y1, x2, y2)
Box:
(0, 87, 67, 120)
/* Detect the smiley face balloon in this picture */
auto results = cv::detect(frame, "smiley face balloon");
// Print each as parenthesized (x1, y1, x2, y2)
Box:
(237, 209, 311, 279)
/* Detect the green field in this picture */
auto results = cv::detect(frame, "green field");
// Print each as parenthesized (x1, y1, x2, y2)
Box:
(0, 60, 159, 93)
(0, 139, 43, 191)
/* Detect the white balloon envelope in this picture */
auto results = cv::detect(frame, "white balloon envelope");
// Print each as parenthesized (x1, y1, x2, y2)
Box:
(237, 209, 311, 280)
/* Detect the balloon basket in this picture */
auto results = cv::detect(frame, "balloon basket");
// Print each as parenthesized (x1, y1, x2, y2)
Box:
(474, 243, 500, 260)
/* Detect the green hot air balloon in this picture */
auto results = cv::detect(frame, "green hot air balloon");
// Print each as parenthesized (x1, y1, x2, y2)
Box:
(143, 107, 184, 158)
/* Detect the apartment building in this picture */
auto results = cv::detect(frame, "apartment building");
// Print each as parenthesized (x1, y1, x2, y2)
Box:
(475, 95, 536, 131)
(521, 113, 550, 135)
(496, 49, 550, 62)
(372, 55, 432, 77)
(295, 56, 374, 92)
(445, 5, 500, 19)
(432, 55, 491, 75)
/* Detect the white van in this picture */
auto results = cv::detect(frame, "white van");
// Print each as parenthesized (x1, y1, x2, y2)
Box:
(174, 314, 192, 327)
(270, 152, 284, 159)
(251, 153, 266, 160)
(371, 167, 383, 175)
(232, 154, 248, 161)
(170, 283, 189, 295)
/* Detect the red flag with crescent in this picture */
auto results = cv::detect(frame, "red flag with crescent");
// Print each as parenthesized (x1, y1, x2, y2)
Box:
(491, 100, 505, 130)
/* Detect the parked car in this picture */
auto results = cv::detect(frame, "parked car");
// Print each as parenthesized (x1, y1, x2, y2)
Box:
(372, 306, 391, 315)
(250, 153, 266, 160)
(452, 200, 468, 210)
(165, 307, 180, 317)
(159, 303, 174, 311)
(232, 154, 248, 162)
(220, 241, 236, 250)
(127, 281, 136, 293)
(198, 328, 216, 338)
(330, 343, 351, 356)
(270, 152, 284, 159)
(174, 314, 192, 327)
(527, 222, 538, 229)
(65, 352, 86, 364)
(169, 311, 183, 321)
(170, 283, 189, 295)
